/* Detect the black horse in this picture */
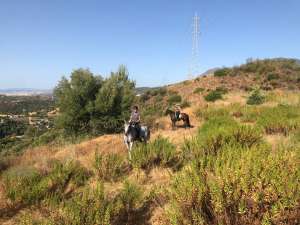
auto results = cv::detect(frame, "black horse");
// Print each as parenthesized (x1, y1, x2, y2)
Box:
(165, 109, 191, 129)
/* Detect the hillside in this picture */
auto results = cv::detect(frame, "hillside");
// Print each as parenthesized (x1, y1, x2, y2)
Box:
(0, 58, 300, 225)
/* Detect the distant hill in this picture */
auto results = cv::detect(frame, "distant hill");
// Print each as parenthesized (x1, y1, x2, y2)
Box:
(199, 67, 220, 77)
(0, 88, 52, 96)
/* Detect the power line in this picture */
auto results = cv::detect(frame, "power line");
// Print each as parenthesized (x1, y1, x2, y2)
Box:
(189, 12, 200, 79)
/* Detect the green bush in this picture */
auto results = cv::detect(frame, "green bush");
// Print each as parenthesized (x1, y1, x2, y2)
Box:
(247, 89, 265, 105)
(193, 87, 205, 94)
(2, 160, 89, 205)
(62, 183, 113, 225)
(141, 102, 164, 128)
(167, 94, 182, 105)
(182, 116, 263, 159)
(195, 107, 230, 120)
(267, 73, 279, 81)
(94, 152, 127, 181)
(169, 143, 299, 224)
(257, 105, 300, 135)
(215, 86, 228, 94)
(130, 136, 177, 170)
(204, 90, 223, 102)
(116, 180, 143, 222)
(214, 68, 230, 77)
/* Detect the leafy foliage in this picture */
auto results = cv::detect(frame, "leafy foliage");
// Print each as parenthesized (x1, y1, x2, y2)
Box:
(182, 116, 263, 160)
(169, 143, 299, 225)
(2, 160, 89, 205)
(116, 180, 143, 223)
(167, 94, 182, 105)
(257, 105, 300, 135)
(62, 183, 113, 225)
(130, 136, 177, 170)
(247, 88, 265, 105)
(54, 66, 135, 135)
(193, 87, 205, 94)
(214, 68, 230, 77)
(204, 90, 223, 102)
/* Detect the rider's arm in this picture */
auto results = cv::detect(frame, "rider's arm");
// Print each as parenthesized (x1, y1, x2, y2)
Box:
(136, 113, 141, 123)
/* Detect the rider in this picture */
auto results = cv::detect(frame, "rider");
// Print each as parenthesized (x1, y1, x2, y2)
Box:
(174, 104, 181, 120)
(129, 105, 141, 136)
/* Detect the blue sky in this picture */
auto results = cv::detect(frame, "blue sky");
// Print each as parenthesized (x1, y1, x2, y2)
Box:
(0, 0, 299, 89)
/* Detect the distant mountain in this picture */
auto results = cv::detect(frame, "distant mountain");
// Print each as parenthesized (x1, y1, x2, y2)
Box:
(0, 88, 52, 96)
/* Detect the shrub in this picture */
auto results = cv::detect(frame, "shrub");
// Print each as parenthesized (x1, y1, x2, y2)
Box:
(94, 152, 127, 181)
(62, 183, 113, 225)
(215, 86, 228, 94)
(195, 107, 230, 120)
(141, 103, 164, 127)
(167, 94, 182, 105)
(247, 89, 265, 105)
(130, 136, 177, 170)
(2, 166, 46, 205)
(257, 105, 300, 135)
(116, 180, 143, 223)
(182, 116, 263, 159)
(169, 143, 299, 224)
(267, 73, 279, 81)
(214, 68, 230, 77)
(2, 160, 89, 205)
(193, 87, 205, 94)
(204, 90, 223, 102)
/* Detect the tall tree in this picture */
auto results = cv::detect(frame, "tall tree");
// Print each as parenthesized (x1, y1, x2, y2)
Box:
(54, 66, 135, 135)
(54, 69, 102, 134)
(92, 65, 135, 133)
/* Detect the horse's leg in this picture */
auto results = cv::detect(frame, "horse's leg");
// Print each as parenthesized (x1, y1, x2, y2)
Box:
(183, 119, 187, 129)
(124, 136, 129, 149)
(128, 141, 134, 159)
(173, 120, 177, 130)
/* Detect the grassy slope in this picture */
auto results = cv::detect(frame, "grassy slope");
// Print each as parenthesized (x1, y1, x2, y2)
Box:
(1, 59, 300, 224)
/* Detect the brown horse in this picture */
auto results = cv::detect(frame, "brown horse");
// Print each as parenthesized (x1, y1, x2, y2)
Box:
(165, 108, 191, 129)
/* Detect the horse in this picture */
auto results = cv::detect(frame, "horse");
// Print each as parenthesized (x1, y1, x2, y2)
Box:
(165, 108, 191, 129)
(123, 122, 150, 158)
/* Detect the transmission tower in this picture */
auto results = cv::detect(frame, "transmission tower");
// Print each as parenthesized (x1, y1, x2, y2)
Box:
(189, 13, 200, 79)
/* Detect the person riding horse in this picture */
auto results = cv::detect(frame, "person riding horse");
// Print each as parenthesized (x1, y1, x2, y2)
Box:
(124, 106, 150, 158)
(174, 104, 182, 121)
(129, 105, 141, 137)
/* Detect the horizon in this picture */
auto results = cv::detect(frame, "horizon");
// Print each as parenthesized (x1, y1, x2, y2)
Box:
(1, 0, 300, 89)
